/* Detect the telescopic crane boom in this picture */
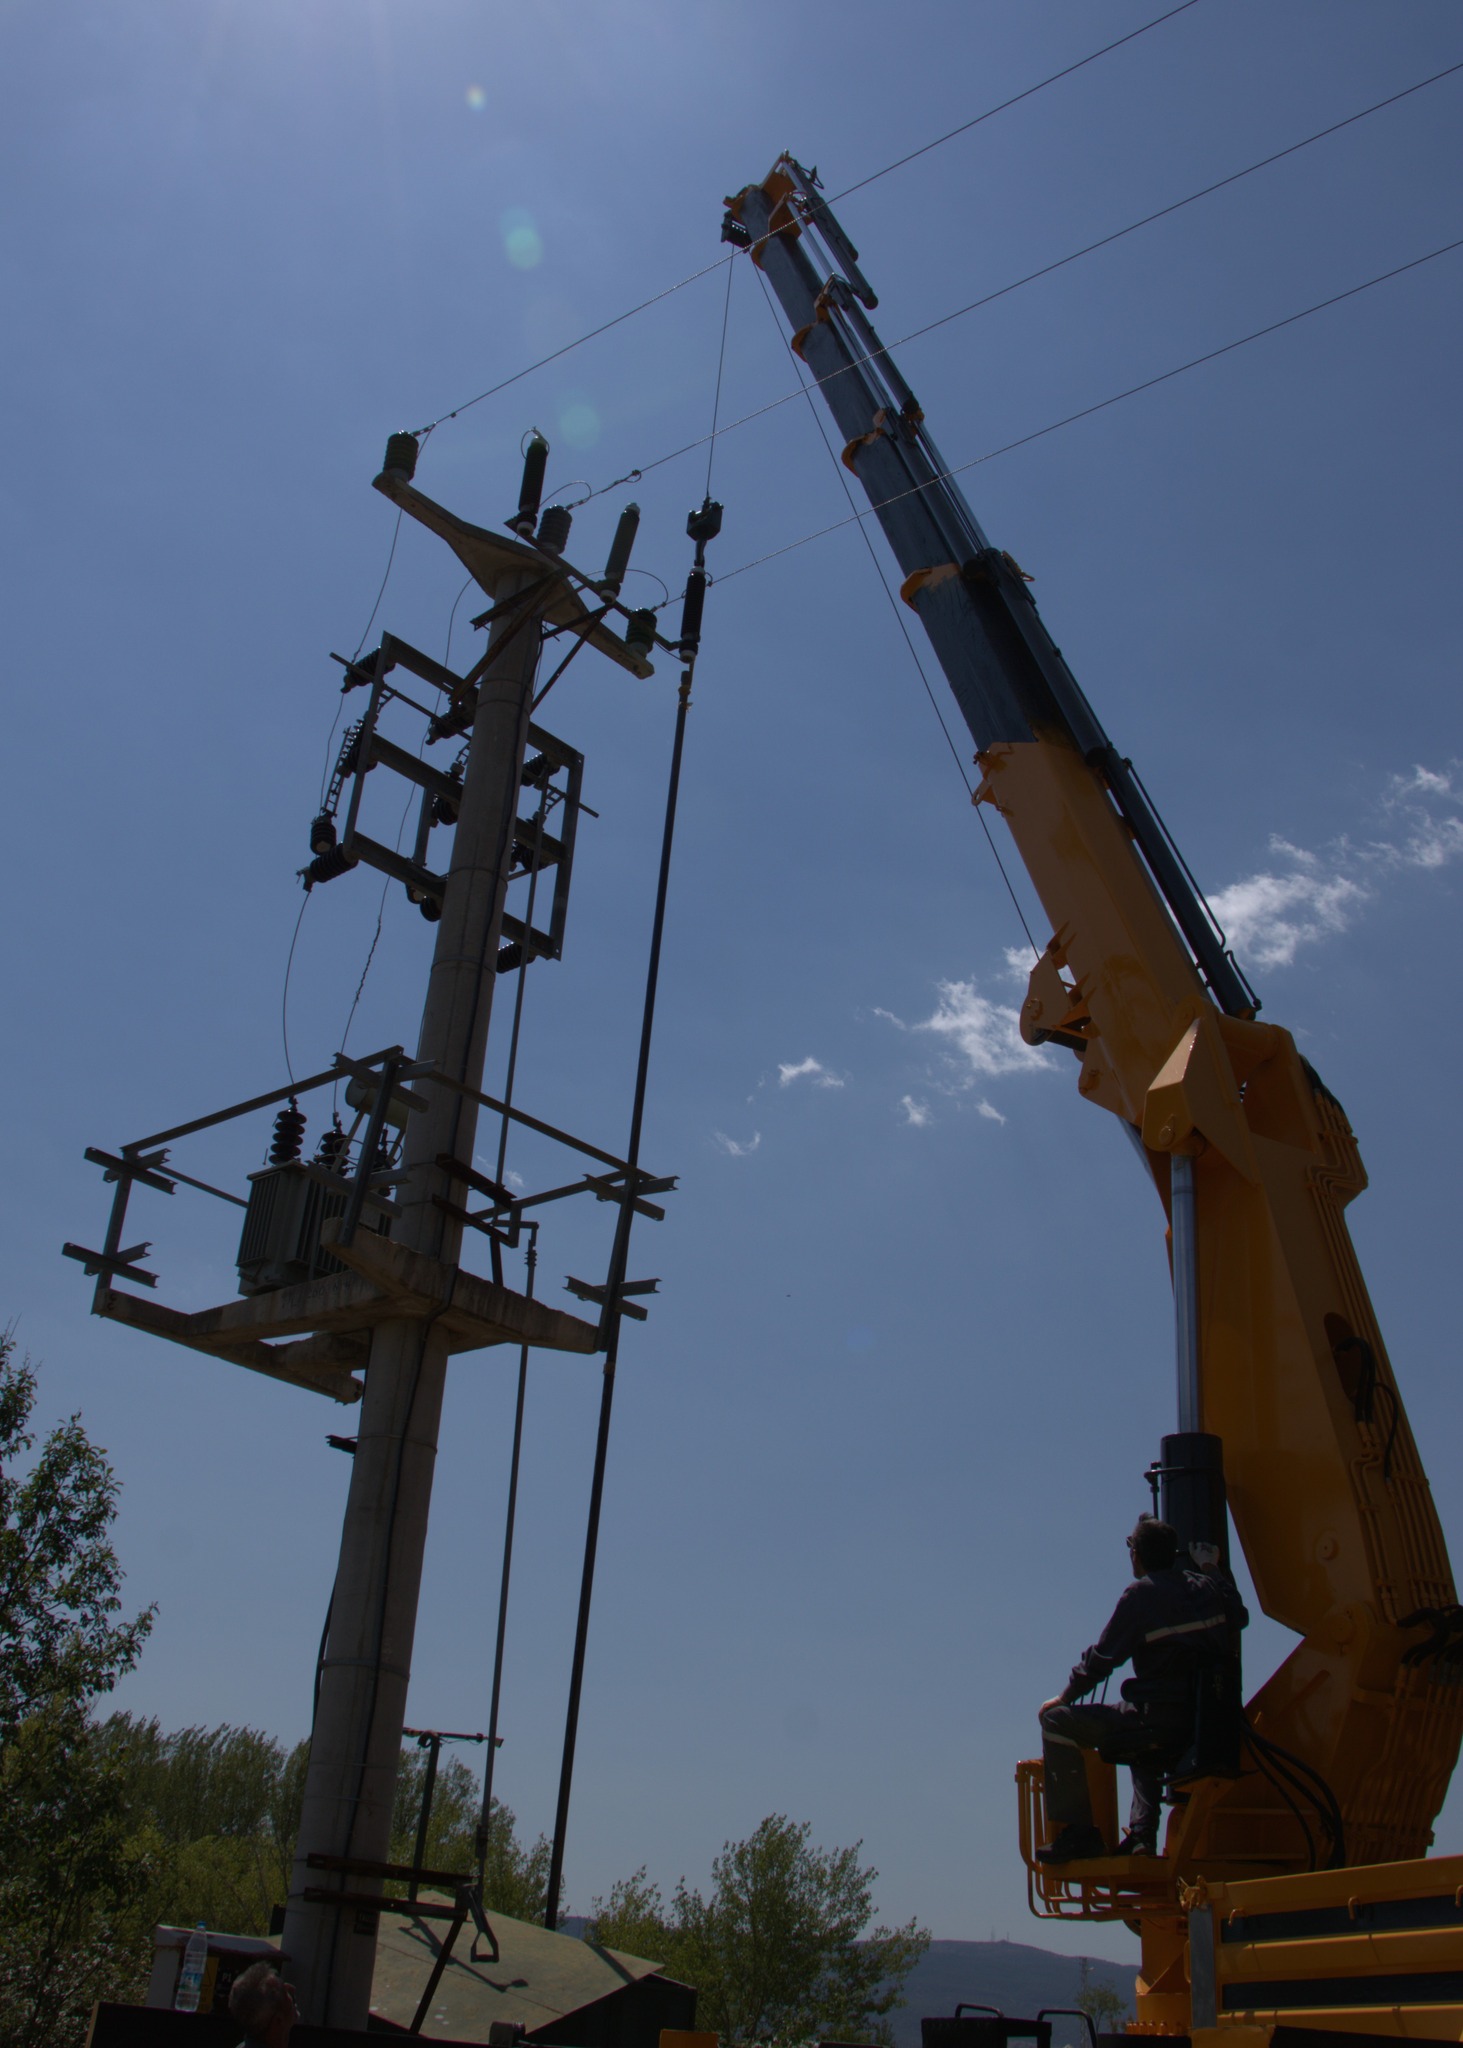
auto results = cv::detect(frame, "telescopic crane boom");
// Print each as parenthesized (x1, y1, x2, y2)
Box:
(727, 154, 1463, 2039)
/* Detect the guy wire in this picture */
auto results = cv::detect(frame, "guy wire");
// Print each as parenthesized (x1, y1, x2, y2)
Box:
(754, 265, 1041, 960)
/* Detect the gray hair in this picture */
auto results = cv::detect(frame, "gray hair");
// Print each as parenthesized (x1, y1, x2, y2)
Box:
(229, 1961, 289, 2035)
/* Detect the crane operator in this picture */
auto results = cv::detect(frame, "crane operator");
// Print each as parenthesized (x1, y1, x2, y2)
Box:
(1036, 1515, 1247, 1862)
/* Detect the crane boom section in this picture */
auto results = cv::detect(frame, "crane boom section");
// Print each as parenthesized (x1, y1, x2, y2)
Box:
(729, 162, 1460, 1872)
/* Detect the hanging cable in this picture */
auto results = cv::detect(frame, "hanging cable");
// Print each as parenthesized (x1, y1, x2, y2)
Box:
(754, 266, 1042, 959)
(716, 233, 1463, 590)
(444, 574, 474, 669)
(1241, 1725, 1317, 1870)
(543, 542, 711, 1930)
(485, 786, 552, 1284)
(474, 1223, 536, 1914)
(280, 893, 310, 1086)
(705, 252, 736, 499)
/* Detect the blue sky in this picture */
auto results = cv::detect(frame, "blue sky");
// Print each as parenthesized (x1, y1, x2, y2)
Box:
(4, 0, 1462, 1965)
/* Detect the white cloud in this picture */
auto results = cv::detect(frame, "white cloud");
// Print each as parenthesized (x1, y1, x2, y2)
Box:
(1002, 945, 1034, 982)
(910, 978, 1050, 1082)
(474, 1156, 526, 1190)
(1210, 764, 1463, 970)
(976, 1099, 1007, 1124)
(777, 1056, 845, 1089)
(1208, 847, 1367, 970)
(900, 1095, 932, 1127)
(712, 1129, 762, 1158)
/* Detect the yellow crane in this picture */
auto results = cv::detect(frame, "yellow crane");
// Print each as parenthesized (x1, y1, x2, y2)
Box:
(727, 153, 1463, 2045)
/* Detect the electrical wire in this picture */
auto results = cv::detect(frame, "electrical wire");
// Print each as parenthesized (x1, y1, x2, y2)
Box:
(280, 892, 310, 1085)
(317, 506, 407, 811)
(715, 233, 1463, 589)
(754, 264, 1042, 959)
(412, 254, 736, 435)
(1243, 1721, 1347, 1869)
(1242, 1725, 1317, 1869)
(826, 0, 1203, 203)
(406, 5, 1206, 445)
(444, 574, 474, 668)
(705, 252, 736, 499)
(569, 59, 1463, 510)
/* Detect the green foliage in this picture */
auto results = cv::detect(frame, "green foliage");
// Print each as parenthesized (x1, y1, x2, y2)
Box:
(1075, 1957, 1129, 2032)
(588, 1867, 676, 1964)
(588, 1815, 930, 2047)
(0, 1713, 156, 2048)
(0, 1339, 156, 2048)
(390, 1748, 554, 1920)
(0, 1335, 153, 1758)
(95, 1715, 308, 1940)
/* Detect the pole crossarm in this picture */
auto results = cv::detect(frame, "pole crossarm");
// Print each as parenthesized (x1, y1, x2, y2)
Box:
(371, 469, 656, 679)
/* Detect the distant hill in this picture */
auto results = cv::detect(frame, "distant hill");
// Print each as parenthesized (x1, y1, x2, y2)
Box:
(565, 1918, 1134, 2048)
(889, 1941, 1133, 2048)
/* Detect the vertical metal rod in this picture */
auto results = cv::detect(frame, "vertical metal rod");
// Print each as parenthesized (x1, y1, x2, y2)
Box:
(408, 1734, 441, 1904)
(476, 1229, 536, 1892)
(283, 560, 546, 2031)
(1172, 1152, 1201, 1434)
(543, 668, 694, 1928)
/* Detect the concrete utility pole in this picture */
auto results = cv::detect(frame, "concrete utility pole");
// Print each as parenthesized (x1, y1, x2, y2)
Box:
(282, 557, 546, 2029)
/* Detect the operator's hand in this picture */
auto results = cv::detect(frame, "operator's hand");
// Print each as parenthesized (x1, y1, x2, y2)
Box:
(1039, 1696, 1065, 1716)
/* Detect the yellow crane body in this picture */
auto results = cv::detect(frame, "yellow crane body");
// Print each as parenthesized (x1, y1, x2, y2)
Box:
(729, 153, 1463, 2043)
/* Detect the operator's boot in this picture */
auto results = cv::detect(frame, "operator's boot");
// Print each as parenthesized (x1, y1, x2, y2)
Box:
(1034, 1823, 1107, 1863)
(1113, 1828, 1158, 1858)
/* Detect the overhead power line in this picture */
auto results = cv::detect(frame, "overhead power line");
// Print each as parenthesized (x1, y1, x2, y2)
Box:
(716, 234, 1463, 589)
(827, 0, 1204, 203)
(409, 5, 1204, 439)
(413, 256, 736, 435)
(584, 56, 1463, 503)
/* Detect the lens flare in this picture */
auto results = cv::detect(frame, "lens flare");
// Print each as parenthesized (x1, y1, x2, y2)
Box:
(465, 85, 486, 111)
(558, 401, 600, 449)
(501, 207, 543, 270)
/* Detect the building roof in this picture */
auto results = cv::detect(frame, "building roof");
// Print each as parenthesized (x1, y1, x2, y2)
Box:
(368, 1902, 667, 2041)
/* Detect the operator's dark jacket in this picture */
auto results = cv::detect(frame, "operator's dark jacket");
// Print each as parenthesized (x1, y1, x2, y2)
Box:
(1062, 1564, 1248, 1712)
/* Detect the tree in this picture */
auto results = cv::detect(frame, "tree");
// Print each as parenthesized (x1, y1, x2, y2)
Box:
(0, 1338, 156, 2048)
(95, 1716, 306, 1941)
(1075, 1957, 1129, 2036)
(0, 1336, 153, 1758)
(0, 1712, 157, 2048)
(589, 1816, 930, 2046)
(390, 1748, 554, 1920)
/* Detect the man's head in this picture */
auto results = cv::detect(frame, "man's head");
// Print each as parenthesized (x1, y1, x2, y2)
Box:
(228, 1961, 297, 2046)
(1127, 1516, 1178, 1575)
